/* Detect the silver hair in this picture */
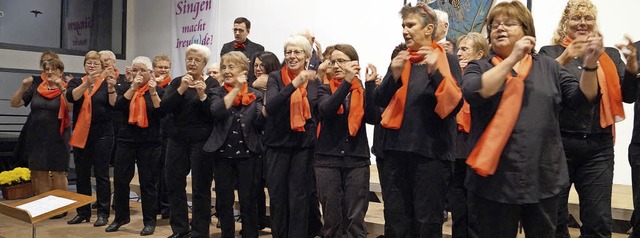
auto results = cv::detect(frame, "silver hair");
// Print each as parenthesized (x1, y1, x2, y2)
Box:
(186, 44, 211, 63)
(131, 56, 153, 70)
(98, 50, 116, 60)
(283, 35, 312, 58)
(434, 9, 449, 24)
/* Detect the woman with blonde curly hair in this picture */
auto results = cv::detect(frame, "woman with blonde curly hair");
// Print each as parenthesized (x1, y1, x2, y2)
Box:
(539, 0, 638, 237)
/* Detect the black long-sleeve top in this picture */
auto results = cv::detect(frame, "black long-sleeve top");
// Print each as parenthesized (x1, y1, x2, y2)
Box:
(539, 46, 638, 135)
(315, 79, 377, 166)
(203, 86, 265, 154)
(113, 87, 165, 144)
(365, 81, 385, 158)
(373, 54, 463, 161)
(263, 70, 319, 148)
(160, 76, 219, 142)
(461, 53, 592, 204)
(66, 77, 114, 140)
(633, 41, 640, 143)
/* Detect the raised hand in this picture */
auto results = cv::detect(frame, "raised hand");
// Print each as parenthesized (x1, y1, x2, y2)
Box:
(253, 74, 269, 90)
(615, 35, 638, 74)
(583, 35, 604, 67)
(148, 77, 157, 93)
(293, 70, 317, 88)
(236, 71, 248, 88)
(565, 36, 587, 59)
(21, 77, 33, 89)
(510, 36, 536, 62)
(391, 51, 410, 80)
(340, 61, 361, 83)
(131, 72, 144, 90)
(194, 80, 207, 97)
(365, 64, 379, 82)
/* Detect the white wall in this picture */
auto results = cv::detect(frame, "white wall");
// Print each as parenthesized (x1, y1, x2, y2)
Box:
(1, 0, 639, 185)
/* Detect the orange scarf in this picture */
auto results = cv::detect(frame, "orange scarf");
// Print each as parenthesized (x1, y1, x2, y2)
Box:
(128, 83, 150, 128)
(223, 82, 256, 106)
(281, 66, 311, 132)
(466, 54, 533, 177)
(380, 41, 462, 129)
(69, 75, 104, 148)
(561, 36, 625, 130)
(330, 77, 365, 136)
(36, 72, 70, 135)
(158, 76, 171, 88)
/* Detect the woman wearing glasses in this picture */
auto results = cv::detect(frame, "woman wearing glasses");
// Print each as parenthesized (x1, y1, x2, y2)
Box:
(66, 51, 117, 226)
(161, 44, 219, 238)
(461, 1, 602, 236)
(538, 0, 638, 237)
(106, 56, 164, 236)
(263, 35, 319, 238)
(315, 44, 379, 238)
(373, 3, 462, 237)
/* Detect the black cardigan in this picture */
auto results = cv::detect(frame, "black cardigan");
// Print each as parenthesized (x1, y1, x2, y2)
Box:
(263, 70, 319, 148)
(315, 79, 377, 159)
(203, 86, 265, 154)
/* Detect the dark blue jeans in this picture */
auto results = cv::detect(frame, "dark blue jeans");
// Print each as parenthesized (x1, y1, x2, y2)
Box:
(556, 133, 614, 238)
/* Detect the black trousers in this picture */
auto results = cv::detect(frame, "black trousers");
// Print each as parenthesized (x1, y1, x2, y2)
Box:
(628, 142, 640, 238)
(468, 192, 559, 238)
(73, 135, 113, 218)
(265, 147, 314, 238)
(315, 165, 370, 238)
(157, 136, 170, 215)
(556, 134, 614, 238)
(382, 151, 451, 238)
(165, 138, 214, 237)
(449, 158, 469, 238)
(112, 141, 160, 226)
(308, 157, 323, 238)
(213, 156, 258, 238)
(255, 155, 269, 226)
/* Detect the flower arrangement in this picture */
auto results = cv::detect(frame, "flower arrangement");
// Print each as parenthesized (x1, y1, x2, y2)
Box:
(0, 167, 31, 187)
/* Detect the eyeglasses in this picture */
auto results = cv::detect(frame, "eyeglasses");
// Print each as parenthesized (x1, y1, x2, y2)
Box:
(569, 15, 595, 24)
(489, 21, 521, 30)
(85, 61, 101, 66)
(131, 68, 149, 73)
(285, 50, 304, 56)
(220, 64, 237, 71)
(186, 57, 204, 64)
(253, 63, 265, 70)
(328, 59, 351, 67)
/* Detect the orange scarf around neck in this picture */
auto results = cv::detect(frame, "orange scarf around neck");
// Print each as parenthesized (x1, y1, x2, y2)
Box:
(466, 54, 533, 177)
(561, 36, 625, 130)
(158, 76, 171, 88)
(69, 75, 104, 148)
(37, 72, 70, 135)
(223, 82, 256, 106)
(128, 83, 150, 128)
(380, 41, 462, 129)
(281, 66, 311, 132)
(328, 76, 365, 136)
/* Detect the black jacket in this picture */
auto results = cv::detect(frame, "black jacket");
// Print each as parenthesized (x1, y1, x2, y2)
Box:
(203, 86, 265, 154)
(220, 38, 265, 59)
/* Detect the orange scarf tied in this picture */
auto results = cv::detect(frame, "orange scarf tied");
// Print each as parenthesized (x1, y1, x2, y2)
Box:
(456, 101, 471, 133)
(36, 72, 70, 135)
(158, 76, 171, 88)
(223, 82, 256, 106)
(561, 36, 625, 130)
(281, 66, 311, 132)
(381, 41, 462, 129)
(329, 76, 365, 136)
(466, 54, 533, 177)
(129, 83, 150, 128)
(69, 75, 104, 148)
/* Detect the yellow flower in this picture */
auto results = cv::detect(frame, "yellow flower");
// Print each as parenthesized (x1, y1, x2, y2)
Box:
(0, 167, 31, 186)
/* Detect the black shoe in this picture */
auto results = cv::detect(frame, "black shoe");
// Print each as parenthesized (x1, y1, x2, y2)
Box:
(167, 231, 191, 238)
(93, 216, 109, 227)
(91, 202, 98, 209)
(67, 215, 89, 224)
(50, 212, 68, 219)
(160, 209, 170, 219)
(140, 225, 155, 236)
(105, 219, 130, 232)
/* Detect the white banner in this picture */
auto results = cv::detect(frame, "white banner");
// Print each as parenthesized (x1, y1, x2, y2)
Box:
(171, 0, 218, 76)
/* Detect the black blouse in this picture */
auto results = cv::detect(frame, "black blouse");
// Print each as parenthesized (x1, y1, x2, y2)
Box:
(160, 76, 219, 142)
(263, 70, 319, 148)
(113, 87, 165, 144)
(66, 77, 114, 139)
(461, 53, 591, 204)
(539, 45, 638, 135)
(373, 53, 462, 161)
